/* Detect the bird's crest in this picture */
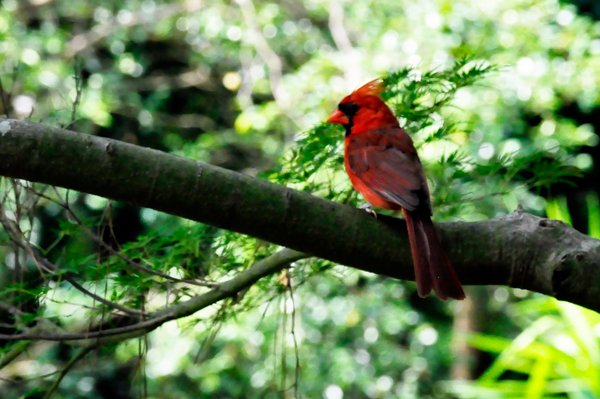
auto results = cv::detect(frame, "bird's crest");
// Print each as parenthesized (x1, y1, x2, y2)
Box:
(353, 79, 384, 97)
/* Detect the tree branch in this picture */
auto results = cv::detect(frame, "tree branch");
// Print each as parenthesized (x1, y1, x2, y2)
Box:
(0, 248, 306, 344)
(1, 118, 600, 311)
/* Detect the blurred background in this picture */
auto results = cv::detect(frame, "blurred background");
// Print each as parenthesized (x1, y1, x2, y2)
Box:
(2, 0, 600, 397)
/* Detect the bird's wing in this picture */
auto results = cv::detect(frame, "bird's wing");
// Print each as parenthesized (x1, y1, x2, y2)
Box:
(346, 128, 427, 212)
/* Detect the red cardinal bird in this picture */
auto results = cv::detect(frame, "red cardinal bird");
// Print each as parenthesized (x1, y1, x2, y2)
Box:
(327, 80, 465, 300)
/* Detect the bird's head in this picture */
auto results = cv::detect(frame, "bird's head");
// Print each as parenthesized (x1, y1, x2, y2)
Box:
(327, 79, 399, 136)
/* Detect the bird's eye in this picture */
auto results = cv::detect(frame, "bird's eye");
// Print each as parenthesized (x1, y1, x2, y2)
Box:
(338, 102, 359, 116)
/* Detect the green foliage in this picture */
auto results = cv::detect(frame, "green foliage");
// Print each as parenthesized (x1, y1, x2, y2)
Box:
(268, 61, 582, 221)
(447, 197, 600, 399)
(382, 60, 497, 134)
(587, 192, 600, 239)
(547, 196, 573, 226)
(449, 298, 600, 399)
(1, 0, 600, 397)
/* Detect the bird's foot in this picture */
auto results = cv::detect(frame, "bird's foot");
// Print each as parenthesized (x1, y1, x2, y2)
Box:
(358, 203, 377, 218)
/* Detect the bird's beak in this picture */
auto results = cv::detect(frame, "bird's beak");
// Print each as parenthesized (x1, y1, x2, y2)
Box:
(327, 109, 349, 125)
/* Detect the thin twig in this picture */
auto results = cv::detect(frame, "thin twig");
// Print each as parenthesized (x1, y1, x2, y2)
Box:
(193, 300, 228, 363)
(280, 289, 287, 398)
(0, 300, 25, 317)
(40, 258, 148, 317)
(0, 64, 18, 118)
(288, 274, 301, 398)
(43, 345, 96, 399)
(0, 313, 169, 342)
(0, 77, 11, 118)
(0, 198, 47, 281)
(67, 62, 84, 128)
(48, 186, 217, 288)
(0, 249, 308, 344)
(1, 198, 144, 317)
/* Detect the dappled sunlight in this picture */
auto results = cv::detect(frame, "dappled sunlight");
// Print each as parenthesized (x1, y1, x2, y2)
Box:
(1, 0, 600, 397)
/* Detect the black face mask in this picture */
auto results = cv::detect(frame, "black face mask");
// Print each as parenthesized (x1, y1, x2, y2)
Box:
(338, 101, 359, 137)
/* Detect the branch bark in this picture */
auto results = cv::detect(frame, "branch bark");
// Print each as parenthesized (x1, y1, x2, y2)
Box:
(1, 118, 600, 312)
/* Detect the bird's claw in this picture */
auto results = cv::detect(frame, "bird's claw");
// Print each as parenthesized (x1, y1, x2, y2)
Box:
(358, 203, 377, 218)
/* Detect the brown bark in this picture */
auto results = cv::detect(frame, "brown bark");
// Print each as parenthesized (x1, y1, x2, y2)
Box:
(1, 118, 600, 312)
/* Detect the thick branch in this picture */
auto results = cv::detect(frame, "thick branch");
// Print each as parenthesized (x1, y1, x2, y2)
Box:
(1, 118, 600, 311)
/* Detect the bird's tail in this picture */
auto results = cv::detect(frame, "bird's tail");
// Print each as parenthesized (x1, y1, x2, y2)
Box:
(403, 208, 465, 300)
